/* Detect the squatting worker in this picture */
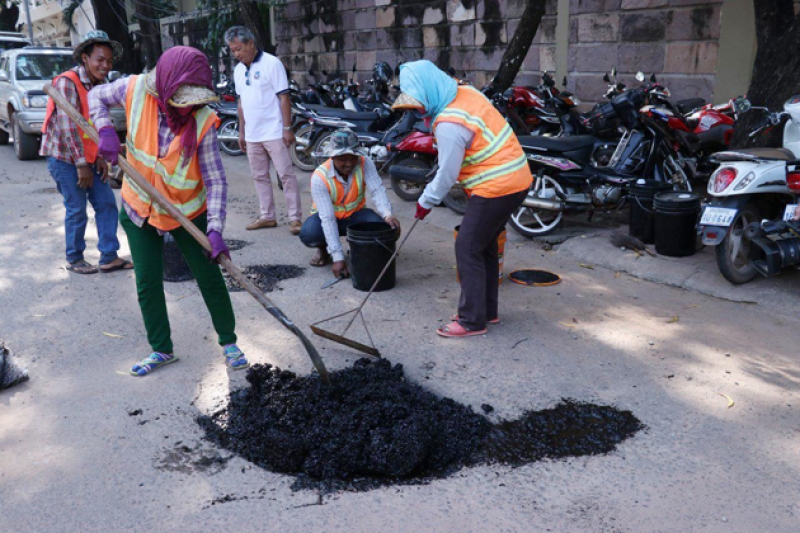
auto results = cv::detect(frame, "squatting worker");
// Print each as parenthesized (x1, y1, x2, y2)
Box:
(89, 46, 249, 376)
(393, 60, 533, 338)
(299, 129, 400, 278)
(41, 30, 132, 275)
(224, 26, 302, 234)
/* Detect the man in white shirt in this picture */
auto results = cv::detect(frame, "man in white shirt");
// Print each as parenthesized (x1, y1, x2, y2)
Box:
(299, 129, 400, 279)
(224, 26, 302, 234)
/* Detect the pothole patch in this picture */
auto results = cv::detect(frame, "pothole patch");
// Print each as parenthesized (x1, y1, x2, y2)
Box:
(224, 264, 305, 293)
(198, 359, 643, 493)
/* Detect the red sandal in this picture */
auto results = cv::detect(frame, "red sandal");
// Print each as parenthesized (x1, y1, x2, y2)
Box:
(436, 321, 487, 338)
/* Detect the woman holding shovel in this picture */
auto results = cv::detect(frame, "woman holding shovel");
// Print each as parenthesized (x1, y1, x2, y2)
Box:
(392, 60, 533, 338)
(89, 46, 249, 375)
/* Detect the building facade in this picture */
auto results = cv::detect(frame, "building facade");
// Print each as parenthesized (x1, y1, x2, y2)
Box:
(18, 0, 95, 48)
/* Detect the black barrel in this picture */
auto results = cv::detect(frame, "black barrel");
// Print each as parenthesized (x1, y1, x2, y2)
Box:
(346, 222, 399, 292)
(653, 191, 702, 257)
(163, 232, 194, 282)
(628, 179, 673, 244)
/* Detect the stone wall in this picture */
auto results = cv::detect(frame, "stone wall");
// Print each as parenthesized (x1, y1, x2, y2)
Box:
(567, 0, 722, 105)
(275, 0, 558, 89)
(275, 0, 728, 105)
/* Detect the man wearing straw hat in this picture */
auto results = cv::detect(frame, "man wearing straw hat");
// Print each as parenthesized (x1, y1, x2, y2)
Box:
(298, 129, 400, 279)
(88, 46, 249, 376)
(41, 30, 132, 275)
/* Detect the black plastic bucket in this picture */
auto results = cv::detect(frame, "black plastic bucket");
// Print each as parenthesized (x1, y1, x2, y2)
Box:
(653, 191, 701, 257)
(163, 232, 193, 282)
(346, 222, 399, 292)
(628, 179, 673, 244)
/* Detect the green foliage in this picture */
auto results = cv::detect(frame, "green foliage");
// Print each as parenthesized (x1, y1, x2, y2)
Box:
(0, 0, 20, 32)
(61, 0, 82, 32)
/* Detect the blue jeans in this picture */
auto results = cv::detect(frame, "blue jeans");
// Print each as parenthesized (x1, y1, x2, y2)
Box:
(47, 157, 120, 265)
(298, 208, 384, 248)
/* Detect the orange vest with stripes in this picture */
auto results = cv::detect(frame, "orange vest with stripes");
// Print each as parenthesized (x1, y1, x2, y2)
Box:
(121, 75, 220, 231)
(42, 70, 99, 164)
(434, 86, 532, 198)
(310, 158, 367, 219)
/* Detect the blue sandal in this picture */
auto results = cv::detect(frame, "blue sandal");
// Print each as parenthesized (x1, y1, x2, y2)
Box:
(130, 352, 178, 376)
(223, 344, 249, 370)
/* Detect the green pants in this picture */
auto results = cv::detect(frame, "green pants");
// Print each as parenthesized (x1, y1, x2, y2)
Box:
(120, 208, 236, 354)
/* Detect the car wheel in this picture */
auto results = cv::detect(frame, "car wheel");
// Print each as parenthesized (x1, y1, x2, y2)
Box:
(12, 113, 40, 161)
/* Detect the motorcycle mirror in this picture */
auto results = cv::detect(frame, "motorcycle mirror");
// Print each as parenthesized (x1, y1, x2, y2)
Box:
(635, 71, 645, 82)
(650, 73, 657, 83)
(603, 73, 610, 83)
(562, 76, 567, 87)
(352, 64, 357, 73)
(734, 96, 752, 113)
(611, 67, 617, 78)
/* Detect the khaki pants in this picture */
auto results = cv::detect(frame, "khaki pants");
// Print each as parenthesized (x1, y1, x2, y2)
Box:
(246, 139, 302, 221)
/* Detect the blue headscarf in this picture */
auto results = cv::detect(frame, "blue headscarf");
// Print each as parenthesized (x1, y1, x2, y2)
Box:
(398, 60, 458, 120)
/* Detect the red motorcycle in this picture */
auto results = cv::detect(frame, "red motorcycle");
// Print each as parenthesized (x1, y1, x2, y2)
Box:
(383, 112, 469, 214)
(641, 81, 739, 182)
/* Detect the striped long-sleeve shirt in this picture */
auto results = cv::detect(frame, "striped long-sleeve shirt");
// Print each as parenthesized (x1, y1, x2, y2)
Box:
(311, 157, 393, 262)
(88, 76, 227, 234)
(40, 66, 95, 166)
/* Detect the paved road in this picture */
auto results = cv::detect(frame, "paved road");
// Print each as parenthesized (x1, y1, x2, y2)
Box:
(1, 147, 798, 532)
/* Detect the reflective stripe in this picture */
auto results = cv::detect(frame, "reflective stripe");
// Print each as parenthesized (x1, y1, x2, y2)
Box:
(463, 123, 513, 166)
(437, 108, 495, 142)
(151, 189, 207, 215)
(460, 154, 529, 189)
(310, 159, 366, 217)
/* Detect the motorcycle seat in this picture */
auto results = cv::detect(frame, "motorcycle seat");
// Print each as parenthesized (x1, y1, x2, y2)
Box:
(517, 134, 598, 153)
(675, 98, 706, 114)
(303, 104, 380, 121)
(714, 148, 796, 162)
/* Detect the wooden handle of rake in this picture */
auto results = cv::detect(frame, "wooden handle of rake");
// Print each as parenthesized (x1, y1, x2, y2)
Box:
(44, 84, 330, 384)
(340, 218, 420, 336)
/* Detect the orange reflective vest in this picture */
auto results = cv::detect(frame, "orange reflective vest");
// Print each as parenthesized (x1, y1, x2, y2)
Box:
(121, 75, 220, 232)
(42, 70, 99, 164)
(434, 86, 532, 198)
(310, 157, 367, 219)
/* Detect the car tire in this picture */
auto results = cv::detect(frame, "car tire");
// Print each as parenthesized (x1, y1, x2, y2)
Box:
(12, 114, 39, 161)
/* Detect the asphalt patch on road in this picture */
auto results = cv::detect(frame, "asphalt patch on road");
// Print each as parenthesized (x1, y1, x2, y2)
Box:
(198, 358, 642, 492)
(224, 264, 305, 293)
(224, 239, 249, 252)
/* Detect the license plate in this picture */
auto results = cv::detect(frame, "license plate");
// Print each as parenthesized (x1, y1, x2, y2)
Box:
(783, 204, 799, 221)
(700, 206, 737, 226)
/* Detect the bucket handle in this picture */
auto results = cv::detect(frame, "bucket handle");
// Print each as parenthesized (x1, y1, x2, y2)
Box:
(372, 238, 395, 253)
(633, 195, 655, 214)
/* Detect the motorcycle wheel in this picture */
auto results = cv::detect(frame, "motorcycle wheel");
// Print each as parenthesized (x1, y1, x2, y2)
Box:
(389, 156, 431, 202)
(715, 203, 760, 285)
(442, 185, 469, 215)
(313, 131, 334, 162)
(509, 175, 564, 237)
(218, 118, 243, 156)
(291, 123, 317, 171)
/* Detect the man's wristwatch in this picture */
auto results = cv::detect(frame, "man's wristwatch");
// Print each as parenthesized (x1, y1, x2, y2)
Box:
(283, 126, 292, 131)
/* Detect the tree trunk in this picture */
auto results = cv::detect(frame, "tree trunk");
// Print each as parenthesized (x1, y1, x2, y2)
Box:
(134, 2, 163, 71)
(90, 0, 136, 73)
(237, 0, 274, 54)
(491, 0, 547, 92)
(731, 0, 798, 148)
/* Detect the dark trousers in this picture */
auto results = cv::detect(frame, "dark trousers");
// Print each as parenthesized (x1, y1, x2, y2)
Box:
(456, 190, 527, 330)
(298, 208, 384, 248)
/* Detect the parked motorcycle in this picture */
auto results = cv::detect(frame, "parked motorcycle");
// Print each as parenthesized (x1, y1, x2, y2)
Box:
(211, 99, 243, 157)
(508, 82, 692, 237)
(699, 96, 800, 284)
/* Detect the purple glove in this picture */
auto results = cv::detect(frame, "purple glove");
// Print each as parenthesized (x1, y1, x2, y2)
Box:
(98, 127, 121, 165)
(207, 231, 230, 261)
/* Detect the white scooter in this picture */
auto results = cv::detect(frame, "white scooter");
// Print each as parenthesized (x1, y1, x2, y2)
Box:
(699, 97, 800, 284)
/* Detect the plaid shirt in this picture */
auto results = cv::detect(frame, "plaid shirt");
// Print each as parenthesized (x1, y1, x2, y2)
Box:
(40, 66, 96, 166)
(89, 76, 227, 234)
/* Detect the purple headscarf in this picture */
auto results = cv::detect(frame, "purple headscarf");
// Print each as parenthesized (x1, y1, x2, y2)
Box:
(155, 46, 214, 163)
